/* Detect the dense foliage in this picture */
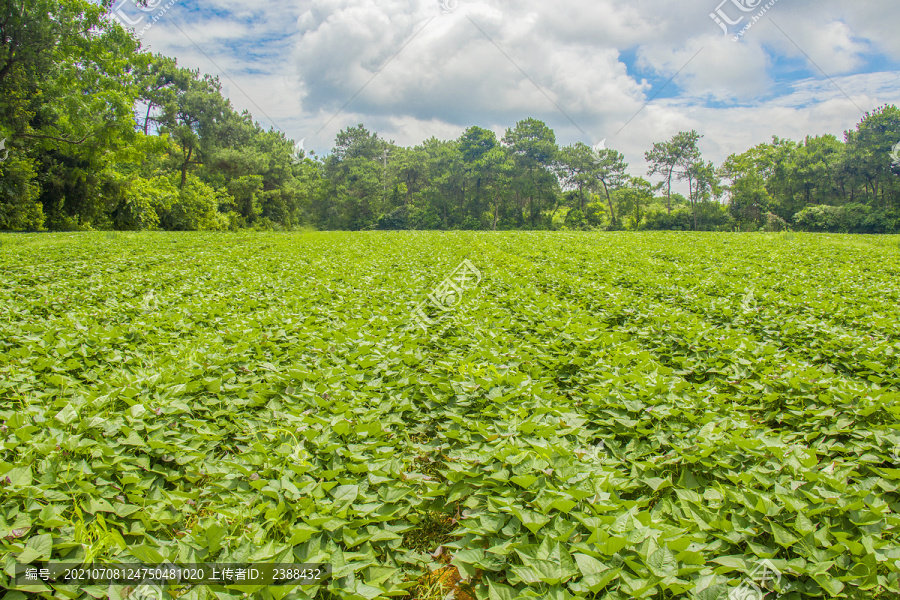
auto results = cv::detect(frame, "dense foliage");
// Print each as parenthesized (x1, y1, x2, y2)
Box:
(1, 2, 899, 233)
(0, 0, 319, 233)
(2, 231, 900, 600)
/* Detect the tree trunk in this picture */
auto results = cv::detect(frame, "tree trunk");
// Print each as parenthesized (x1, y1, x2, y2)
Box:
(601, 180, 617, 229)
(461, 180, 466, 215)
(143, 102, 156, 136)
(689, 178, 697, 230)
(666, 165, 674, 214)
(180, 146, 193, 188)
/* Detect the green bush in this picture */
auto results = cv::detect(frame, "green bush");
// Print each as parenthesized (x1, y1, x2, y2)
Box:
(793, 206, 829, 232)
(374, 206, 413, 230)
(458, 215, 482, 231)
(373, 205, 451, 230)
(641, 203, 735, 232)
(695, 201, 736, 231)
(640, 208, 693, 231)
(115, 175, 179, 231)
(862, 209, 900, 233)
(762, 212, 791, 233)
(159, 175, 228, 231)
(563, 208, 590, 230)
(792, 203, 899, 233)
(583, 201, 607, 227)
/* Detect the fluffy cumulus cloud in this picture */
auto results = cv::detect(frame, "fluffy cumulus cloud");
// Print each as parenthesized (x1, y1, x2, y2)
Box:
(128, 0, 900, 173)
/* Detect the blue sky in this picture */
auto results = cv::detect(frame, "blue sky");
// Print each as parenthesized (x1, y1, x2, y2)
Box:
(111, 0, 900, 178)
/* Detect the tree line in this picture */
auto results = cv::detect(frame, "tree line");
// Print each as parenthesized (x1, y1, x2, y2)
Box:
(2, 0, 899, 233)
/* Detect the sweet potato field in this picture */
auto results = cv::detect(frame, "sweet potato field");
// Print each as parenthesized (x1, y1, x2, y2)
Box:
(2, 231, 900, 600)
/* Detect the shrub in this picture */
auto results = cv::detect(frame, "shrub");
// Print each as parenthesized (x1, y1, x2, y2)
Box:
(583, 201, 608, 227)
(115, 175, 179, 231)
(640, 208, 693, 231)
(159, 175, 228, 231)
(695, 202, 736, 232)
(563, 208, 590, 230)
(862, 208, 900, 234)
(762, 212, 791, 233)
(792, 203, 898, 234)
(793, 205, 834, 232)
(374, 206, 413, 230)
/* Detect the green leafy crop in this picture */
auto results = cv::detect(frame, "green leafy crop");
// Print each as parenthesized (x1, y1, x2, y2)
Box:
(1, 231, 899, 600)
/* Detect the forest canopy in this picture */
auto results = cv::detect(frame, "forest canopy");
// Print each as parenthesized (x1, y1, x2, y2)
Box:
(1, 0, 899, 233)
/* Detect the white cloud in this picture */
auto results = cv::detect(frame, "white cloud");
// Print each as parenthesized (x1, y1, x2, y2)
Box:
(122, 0, 900, 188)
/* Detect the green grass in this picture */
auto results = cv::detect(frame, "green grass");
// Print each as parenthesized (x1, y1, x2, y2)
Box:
(1, 231, 900, 600)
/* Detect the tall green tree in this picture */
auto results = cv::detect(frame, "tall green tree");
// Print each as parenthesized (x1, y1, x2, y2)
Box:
(593, 147, 629, 229)
(160, 70, 230, 188)
(321, 125, 387, 229)
(503, 118, 558, 227)
(721, 145, 776, 229)
(0, 0, 142, 229)
(134, 54, 185, 136)
(645, 139, 677, 214)
(476, 145, 515, 230)
(844, 105, 900, 208)
(615, 176, 654, 229)
(556, 143, 596, 213)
